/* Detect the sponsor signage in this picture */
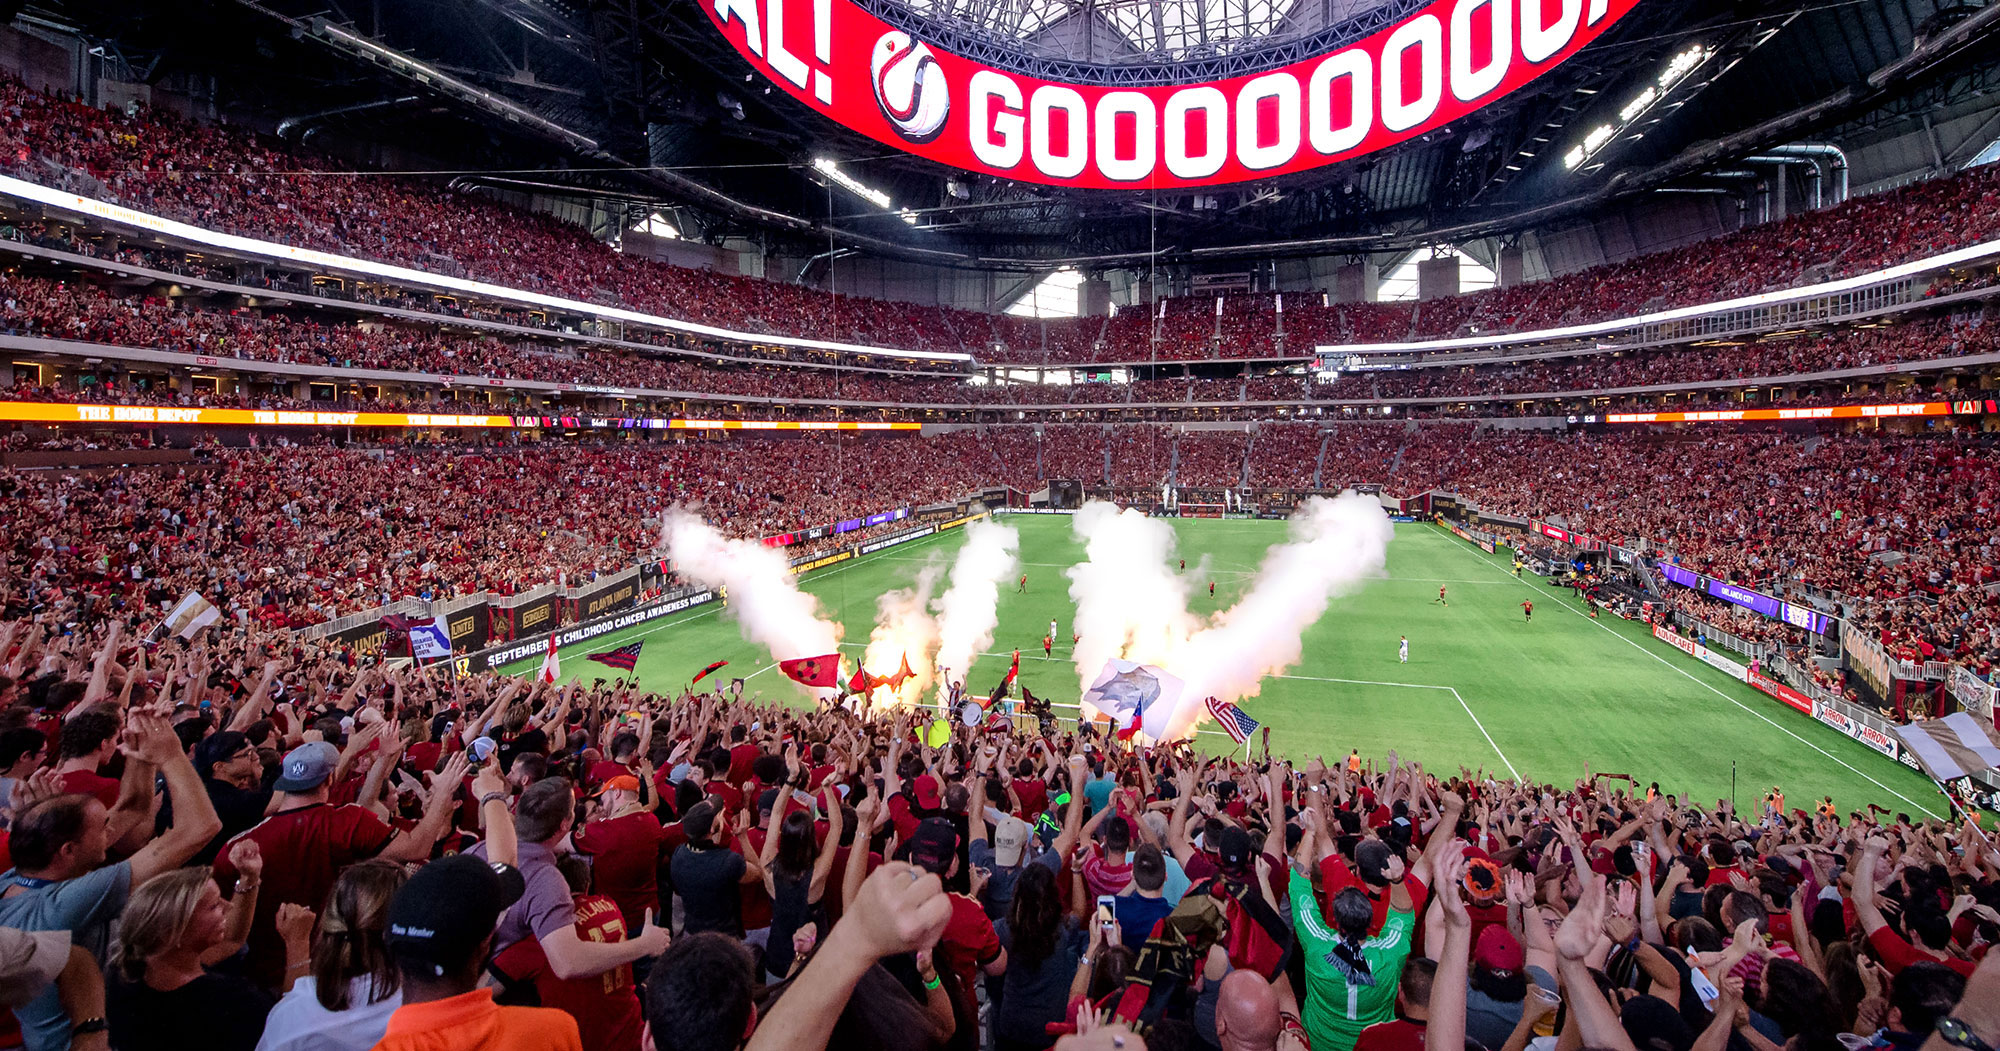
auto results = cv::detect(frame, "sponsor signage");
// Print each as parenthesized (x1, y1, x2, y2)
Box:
(1699, 648, 1747, 680)
(479, 589, 716, 669)
(1606, 401, 1979, 424)
(0, 402, 925, 431)
(935, 512, 988, 531)
(1747, 670, 1813, 715)
(703, 0, 1641, 189)
(790, 550, 855, 574)
(1653, 561, 1833, 635)
(1537, 522, 1574, 543)
(1856, 724, 1899, 758)
(1651, 623, 1703, 660)
(859, 525, 939, 553)
(1815, 703, 1853, 735)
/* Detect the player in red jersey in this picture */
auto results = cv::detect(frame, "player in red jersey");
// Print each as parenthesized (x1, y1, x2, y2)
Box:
(1521, 599, 1534, 622)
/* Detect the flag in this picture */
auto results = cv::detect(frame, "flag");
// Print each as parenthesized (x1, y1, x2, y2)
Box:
(885, 654, 915, 690)
(379, 613, 419, 632)
(1892, 713, 2000, 781)
(780, 654, 841, 689)
(1203, 696, 1260, 745)
(1007, 650, 1020, 684)
(1082, 659, 1185, 741)
(162, 592, 221, 640)
(586, 642, 644, 672)
(409, 617, 453, 660)
(691, 659, 728, 685)
(848, 664, 880, 694)
(537, 633, 561, 684)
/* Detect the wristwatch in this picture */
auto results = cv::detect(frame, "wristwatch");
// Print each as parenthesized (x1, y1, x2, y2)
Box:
(1937, 1017, 1993, 1051)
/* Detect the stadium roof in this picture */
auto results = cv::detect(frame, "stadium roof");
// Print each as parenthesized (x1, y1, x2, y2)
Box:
(20, 0, 2000, 267)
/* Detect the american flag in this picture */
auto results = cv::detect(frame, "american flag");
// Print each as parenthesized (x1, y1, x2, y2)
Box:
(585, 642, 644, 672)
(1204, 696, 1259, 745)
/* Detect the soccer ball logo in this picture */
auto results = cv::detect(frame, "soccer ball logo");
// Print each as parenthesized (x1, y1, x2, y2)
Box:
(870, 32, 950, 143)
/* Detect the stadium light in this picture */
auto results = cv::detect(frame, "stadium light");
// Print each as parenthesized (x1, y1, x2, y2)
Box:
(813, 157, 892, 209)
(1565, 44, 1712, 175)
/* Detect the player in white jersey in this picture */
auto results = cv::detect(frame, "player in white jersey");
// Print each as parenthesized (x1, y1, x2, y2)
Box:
(1399, 636, 1409, 663)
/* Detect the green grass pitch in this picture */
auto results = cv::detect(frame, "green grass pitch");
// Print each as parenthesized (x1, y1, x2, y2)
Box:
(500, 517, 1948, 820)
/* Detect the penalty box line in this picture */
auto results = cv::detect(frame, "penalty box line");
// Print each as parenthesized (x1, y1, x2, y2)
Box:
(1276, 673, 1521, 780)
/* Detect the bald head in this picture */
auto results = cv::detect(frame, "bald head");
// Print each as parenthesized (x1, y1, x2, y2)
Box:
(1216, 970, 1282, 1051)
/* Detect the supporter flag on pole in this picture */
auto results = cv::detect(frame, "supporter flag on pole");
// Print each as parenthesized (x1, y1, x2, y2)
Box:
(691, 659, 728, 685)
(1892, 713, 2000, 781)
(537, 633, 561, 684)
(1203, 696, 1260, 746)
(885, 653, 915, 691)
(586, 642, 644, 672)
(780, 654, 841, 689)
(409, 617, 454, 660)
(161, 592, 221, 640)
(848, 664, 881, 694)
(1082, 659, 1185, 741)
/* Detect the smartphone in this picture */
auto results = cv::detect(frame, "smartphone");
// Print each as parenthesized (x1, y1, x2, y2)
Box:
(1096, 895, 1117, 930)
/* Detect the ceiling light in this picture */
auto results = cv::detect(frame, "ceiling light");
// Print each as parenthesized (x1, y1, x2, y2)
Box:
(812, 157, 891, 209)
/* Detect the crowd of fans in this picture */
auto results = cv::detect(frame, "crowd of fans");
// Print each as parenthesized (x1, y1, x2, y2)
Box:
(4, 623, 2000, 1051)
(0, 73, 1997, 373)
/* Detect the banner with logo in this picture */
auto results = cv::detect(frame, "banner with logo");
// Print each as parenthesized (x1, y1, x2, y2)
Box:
(573, 572, 641, 621)
(702, 0, 1641, 189)
(1747, 670, 1814, 715)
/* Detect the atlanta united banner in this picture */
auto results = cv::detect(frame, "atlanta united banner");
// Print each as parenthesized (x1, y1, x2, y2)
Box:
(703, 0, 1642, 189)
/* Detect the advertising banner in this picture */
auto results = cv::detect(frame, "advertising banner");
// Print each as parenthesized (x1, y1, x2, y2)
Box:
(702, 0, 1641, 189)
(1748, 670, 1814, 715)
(1606, 401, 1973, 424)
(478, 589, 716, 671)
(859, 524, 938, 553)
(574, 573, 641, 620)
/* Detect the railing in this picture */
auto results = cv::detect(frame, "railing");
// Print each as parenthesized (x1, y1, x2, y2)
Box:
(1678, 617, 1774, 662)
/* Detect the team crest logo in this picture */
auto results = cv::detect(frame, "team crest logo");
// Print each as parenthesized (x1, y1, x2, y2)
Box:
(871, 32, 950, 143)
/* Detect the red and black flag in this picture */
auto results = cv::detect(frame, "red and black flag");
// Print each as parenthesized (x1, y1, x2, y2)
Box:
(691, 659, 728, 685)
(885, 653, 916, 691)
(780, 654, 841, 688)
(586, 642, 643, 672)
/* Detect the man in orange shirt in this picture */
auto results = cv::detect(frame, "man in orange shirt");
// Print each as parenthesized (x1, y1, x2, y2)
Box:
(372, 853, 583, 1051)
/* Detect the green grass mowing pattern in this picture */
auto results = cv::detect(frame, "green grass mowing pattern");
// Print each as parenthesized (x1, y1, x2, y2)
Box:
(502, 518, 1949, 819)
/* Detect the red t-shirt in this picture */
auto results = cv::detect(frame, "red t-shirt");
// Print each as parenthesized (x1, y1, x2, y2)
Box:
(586, 760, 634, 788)
(1080, 845, 1134, 897)
(727, 743, 760, 786)
(1013, 780, 1048, 821)
(573, 812, 667, 925)
(489, 895, 643, 1051)
(406, 742, 443, 773)
(738, 826, 773, 931)
(215, 802, 395, 987)
(938, 892, 1002, 1029)
(1867, 924, 1977, 977)
(1356, 1018, 1427, 1051)
(59, 768, 121, 808)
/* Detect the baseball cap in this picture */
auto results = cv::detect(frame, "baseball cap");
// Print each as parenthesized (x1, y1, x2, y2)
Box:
(913, 774, 943, 810)
(908, 817, 959, 875)
(193, 730, 251, 777)
(384, 854, 526, 975)
(594, 774, 642, 798)
(992, 816, 1031, 866)
(1474, 925, 1526, 975)
(759, 787, 782, 814)
(273, 741, 339, 793)
(1214, 825, 1253, 876)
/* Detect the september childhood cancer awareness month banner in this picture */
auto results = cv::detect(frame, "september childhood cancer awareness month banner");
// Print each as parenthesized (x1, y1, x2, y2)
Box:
(703, 0, 1642, 189)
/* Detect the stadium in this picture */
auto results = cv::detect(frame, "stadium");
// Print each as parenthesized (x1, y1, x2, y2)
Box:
(0, 0, 1998, 1047)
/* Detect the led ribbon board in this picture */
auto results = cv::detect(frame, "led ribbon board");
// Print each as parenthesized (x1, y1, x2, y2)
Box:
(704, 0, 1642, 188)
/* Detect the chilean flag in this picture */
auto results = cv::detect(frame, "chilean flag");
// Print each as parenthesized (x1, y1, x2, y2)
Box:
(537, 633, 561, 684)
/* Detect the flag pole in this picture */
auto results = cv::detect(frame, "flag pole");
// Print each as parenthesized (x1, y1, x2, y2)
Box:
(1931, 777, 1991, 837)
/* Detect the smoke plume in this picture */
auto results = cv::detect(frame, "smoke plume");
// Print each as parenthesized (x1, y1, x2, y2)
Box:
(1065, 494, 1392, 739)
(861, 561, 943, 705)
(931, 519, 1020, 696)
(661, 509, 842, 666)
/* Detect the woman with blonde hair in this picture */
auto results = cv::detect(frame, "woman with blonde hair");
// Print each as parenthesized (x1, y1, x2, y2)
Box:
(106, 842, 315, 1051)
(254, 859, 410, 1051)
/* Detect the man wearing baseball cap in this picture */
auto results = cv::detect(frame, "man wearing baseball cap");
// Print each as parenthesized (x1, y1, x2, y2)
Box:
(214, 741, 471, 988)
(576, 774, 668, 930)
(374, 853, 582, 1051)
(905, 817, 1005, 1042)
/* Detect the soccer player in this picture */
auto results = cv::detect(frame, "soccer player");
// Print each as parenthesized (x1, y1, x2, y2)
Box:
(1049, 618, 1059, 645)
(1398, 636, 1408, 664)
(1209, 581, 1216, 598)
(1017, 573, 1027, 593)
(1520, 599, 1533, 622)
(1512, 559, 1523, 578)
(1179, 558, 1186, 571)
(1042, 635, 1052, 659)
(1435, 585, 1448, 605)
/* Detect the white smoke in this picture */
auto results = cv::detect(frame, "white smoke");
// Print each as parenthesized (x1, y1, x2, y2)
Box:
(1167, 493, 1393, 736)
(1064, 503, 1200, 685)
(931, 519, 1020, 696)
(861, 561, 944, 705)
(661, 509, 842, 665)
(1065, 494, 1392, 739)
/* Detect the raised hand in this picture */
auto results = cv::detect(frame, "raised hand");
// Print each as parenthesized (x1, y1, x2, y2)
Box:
(226, 839, 265, 884)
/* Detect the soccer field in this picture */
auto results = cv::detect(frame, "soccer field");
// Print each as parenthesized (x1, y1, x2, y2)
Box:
(500, 517, 1948, 819)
